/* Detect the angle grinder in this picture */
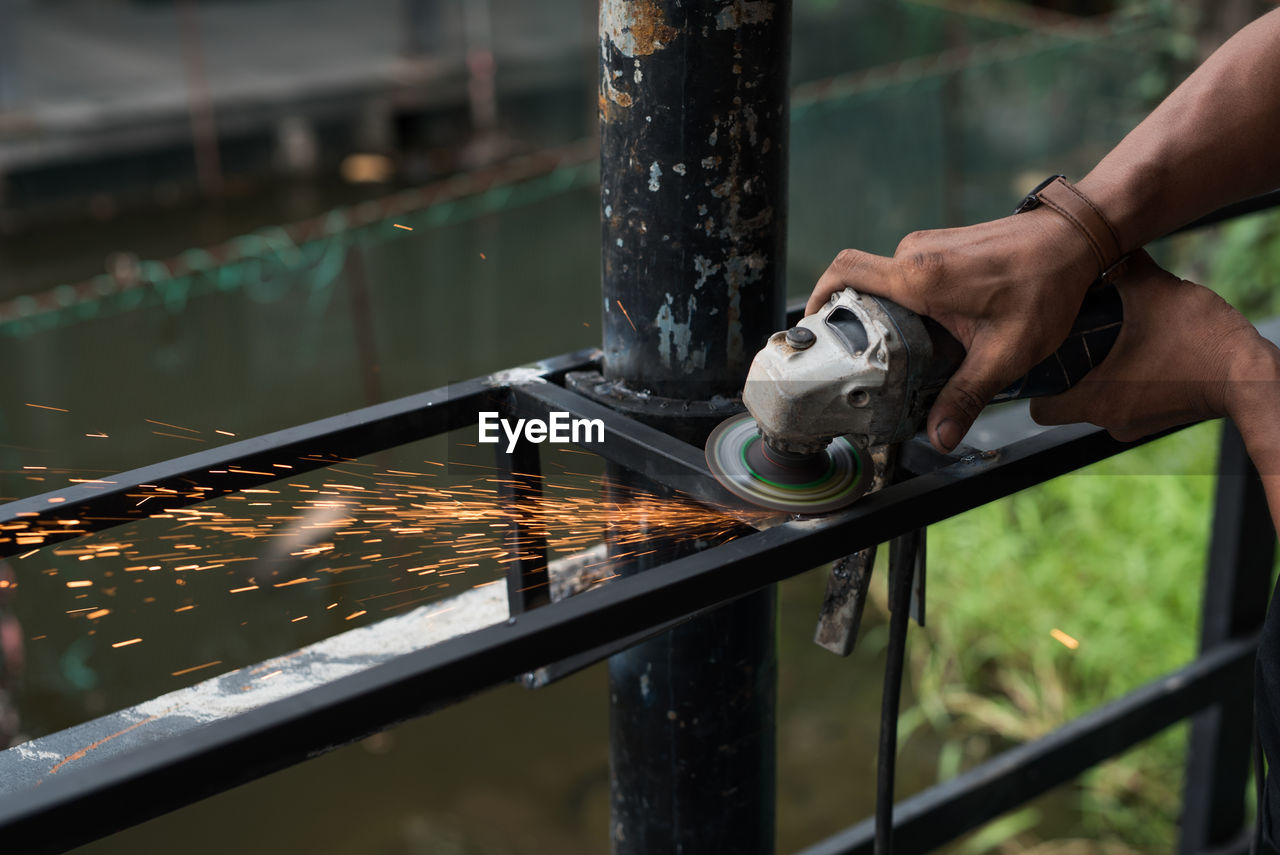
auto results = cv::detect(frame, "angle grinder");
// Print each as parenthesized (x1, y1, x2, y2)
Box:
(706, 281, 1124, 514)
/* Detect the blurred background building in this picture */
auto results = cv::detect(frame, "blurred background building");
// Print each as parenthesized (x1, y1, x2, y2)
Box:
(2, 1, 1279, 853)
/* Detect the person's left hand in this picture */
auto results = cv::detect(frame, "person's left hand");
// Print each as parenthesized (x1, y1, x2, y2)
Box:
(1030, 251, 1266, 440)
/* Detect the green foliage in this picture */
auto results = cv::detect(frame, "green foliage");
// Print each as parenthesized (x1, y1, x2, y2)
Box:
(895, 424, 1221, 852)
(1168, 209, 1280, 320)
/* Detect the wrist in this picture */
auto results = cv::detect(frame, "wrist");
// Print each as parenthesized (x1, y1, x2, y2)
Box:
(1017, 203, 1104, 295)
(1076, 157, 1169, 255)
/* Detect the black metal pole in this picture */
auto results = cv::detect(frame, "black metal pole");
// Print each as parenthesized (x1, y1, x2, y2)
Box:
(590, 2, 792, 852)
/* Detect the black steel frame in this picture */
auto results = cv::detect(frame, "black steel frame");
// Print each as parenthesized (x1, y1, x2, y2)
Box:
(0, 331, 1269, 855)
(3, 197, 1280, 853)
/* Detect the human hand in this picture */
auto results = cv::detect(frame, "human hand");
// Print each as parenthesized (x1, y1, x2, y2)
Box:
(1029, 251, 1266, 441)
(806, 207, 1100, 452)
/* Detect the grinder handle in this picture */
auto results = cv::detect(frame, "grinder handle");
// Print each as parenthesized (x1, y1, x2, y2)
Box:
(991, 279, 1124, 402)
(915, 276, 1124, 404)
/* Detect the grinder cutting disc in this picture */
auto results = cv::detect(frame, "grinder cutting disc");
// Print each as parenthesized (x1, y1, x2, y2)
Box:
(705, 413, 873, 514)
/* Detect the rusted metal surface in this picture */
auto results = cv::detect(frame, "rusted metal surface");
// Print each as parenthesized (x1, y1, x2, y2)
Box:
(598, 0, 791, 403)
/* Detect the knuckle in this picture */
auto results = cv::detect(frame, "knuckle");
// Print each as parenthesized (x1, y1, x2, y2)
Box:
(833, 248, 863, 273)
(947, 380, 989, 419)
(895, 230, 925, 254)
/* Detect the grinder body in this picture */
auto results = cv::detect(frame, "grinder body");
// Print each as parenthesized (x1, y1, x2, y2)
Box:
(744, 284, 1123, 454)
(706, 282, 1123, 514)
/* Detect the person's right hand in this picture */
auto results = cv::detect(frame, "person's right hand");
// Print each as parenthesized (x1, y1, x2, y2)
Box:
(806, 206, 1102, 452)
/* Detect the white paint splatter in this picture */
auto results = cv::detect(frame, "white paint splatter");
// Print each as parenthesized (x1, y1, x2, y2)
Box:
(672, 162, 687, 175)
(693, 254, 720, 290)
(648, 161, 662, 192)
(715, 1, 774, 30)
(654, 293, 706, 373)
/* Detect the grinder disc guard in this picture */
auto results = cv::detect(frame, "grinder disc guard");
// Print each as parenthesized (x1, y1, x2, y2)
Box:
(705, 413, 872, 514)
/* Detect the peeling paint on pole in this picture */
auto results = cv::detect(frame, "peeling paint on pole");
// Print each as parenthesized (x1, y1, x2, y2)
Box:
(599, 0, 790, 403)
(596, 10, 789, 850)
(599, 0, 679, 57)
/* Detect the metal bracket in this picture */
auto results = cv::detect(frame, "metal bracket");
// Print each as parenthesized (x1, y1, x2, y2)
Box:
(813, 441, 931, 656)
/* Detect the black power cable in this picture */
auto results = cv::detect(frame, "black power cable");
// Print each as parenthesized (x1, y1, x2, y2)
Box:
(1254, 707, 1265, 855)
(875, 534, 919, 855)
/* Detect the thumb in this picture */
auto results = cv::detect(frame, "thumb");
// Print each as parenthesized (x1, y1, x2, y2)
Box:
(927, 344, 1017, 453)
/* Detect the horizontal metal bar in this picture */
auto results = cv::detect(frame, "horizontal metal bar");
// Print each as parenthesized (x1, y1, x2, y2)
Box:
(0, 419, 1181, 853)
(5, 192, 1278, 852)
(0, 349, 598, 556)
(1173, 189, 1280, 234)
(794, 635, 1258, 855)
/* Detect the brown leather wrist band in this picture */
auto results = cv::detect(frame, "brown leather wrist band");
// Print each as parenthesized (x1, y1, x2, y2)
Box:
(1031, 176, 1124, 276)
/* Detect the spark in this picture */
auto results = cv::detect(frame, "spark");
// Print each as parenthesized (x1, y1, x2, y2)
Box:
(615, 299, 637, 331)
(171, 660, 223, 677)
(1050, 628, 1079, 650)
(85, 433, 109, 439)
(479, 252, 487, 260)
(393, 223, 413, 231)
(111, 638, 143, 648)
(145, 419, 200, 434)
(10, 458, 749, 682)
(272, 577, 318, 588)
(25, 403, 69, 413)
(152, 431, 206, 443)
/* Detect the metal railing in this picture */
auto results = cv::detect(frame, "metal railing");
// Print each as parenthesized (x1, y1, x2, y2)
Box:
(0, 280, 1277, 853)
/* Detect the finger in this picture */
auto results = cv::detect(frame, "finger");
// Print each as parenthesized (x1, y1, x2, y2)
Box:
(927, 343, 1018, 453)
(805, 249, 909, 316)
(1028, 387, 1089, 426)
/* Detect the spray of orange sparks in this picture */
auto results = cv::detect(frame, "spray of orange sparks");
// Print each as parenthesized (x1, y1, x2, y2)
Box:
(3, 450, 756, 678)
